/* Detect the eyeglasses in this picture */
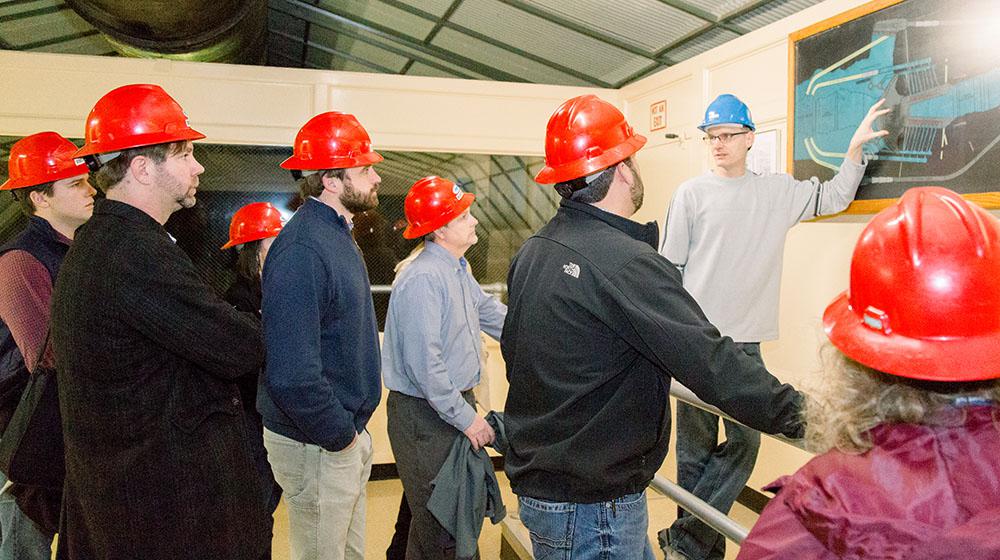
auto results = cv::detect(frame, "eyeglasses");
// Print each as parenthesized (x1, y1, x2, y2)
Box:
(702, 131, 750, 145)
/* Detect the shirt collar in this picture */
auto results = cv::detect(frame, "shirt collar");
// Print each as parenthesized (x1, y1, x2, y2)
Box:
(423, 240, 466, 270)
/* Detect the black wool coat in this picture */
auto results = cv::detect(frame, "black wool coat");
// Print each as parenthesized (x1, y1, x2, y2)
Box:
(50, 200, 270, 560)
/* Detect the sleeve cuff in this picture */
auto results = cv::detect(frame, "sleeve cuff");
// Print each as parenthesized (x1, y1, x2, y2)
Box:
(452, 403, 478, 433)
(324, 429, 358, 452)
(844, 156, 868, 169)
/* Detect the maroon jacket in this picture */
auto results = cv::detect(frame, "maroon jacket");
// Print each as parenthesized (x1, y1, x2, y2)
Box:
(738, 405, 1000, 560)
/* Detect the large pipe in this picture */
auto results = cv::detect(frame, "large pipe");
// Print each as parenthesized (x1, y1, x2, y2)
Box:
(64, 0, 268, 64)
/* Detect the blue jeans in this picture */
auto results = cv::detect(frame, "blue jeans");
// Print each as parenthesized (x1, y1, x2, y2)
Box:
(667, 343, 762, 560)
(518, 491, 656, 560)
(0, 474, 52, 560)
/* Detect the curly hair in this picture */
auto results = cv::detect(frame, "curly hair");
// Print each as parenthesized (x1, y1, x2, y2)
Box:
(804, 344, 1000, 454)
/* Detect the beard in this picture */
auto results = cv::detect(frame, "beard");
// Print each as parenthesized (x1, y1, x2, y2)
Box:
(156, 165, 197, 209)
(178, 186, 197, 209)
(340, 178, 378, 214)
(626, 160, 644, 213)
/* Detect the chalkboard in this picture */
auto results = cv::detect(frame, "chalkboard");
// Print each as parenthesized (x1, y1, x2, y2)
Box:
(789, 0, 1000, 213)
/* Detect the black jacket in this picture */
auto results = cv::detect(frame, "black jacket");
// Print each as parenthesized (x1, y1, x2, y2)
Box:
(51, 199, 270, 560)
(502, 199, 803, 503)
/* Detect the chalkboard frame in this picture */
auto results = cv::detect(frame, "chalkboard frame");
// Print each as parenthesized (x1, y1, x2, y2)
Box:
(788, 0, 1000, 213)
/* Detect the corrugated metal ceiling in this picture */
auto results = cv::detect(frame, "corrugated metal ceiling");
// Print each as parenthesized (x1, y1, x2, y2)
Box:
(0, 0, 826, 87)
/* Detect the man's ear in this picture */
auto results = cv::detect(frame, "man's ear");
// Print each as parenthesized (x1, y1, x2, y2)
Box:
(615, 161, 632, 184)
(321, 172, 340, 194)
(129, 155, 153, 185)
(28, 189, 49, 210)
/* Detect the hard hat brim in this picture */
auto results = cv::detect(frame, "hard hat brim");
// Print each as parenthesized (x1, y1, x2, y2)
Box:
(220, 225, 283, 250)
(824, 291, 1000, 382)
(535, 134, 646, 185)
(0, 168, 89, 191)
(73, 128, 207, 158)
(402, 192, 475, 240)
(280, 150, 384, 171)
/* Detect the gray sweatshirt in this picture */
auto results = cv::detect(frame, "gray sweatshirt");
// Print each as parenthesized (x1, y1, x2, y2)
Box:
(660, 160, 866, 342)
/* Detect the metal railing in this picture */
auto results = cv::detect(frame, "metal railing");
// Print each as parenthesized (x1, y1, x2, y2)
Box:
(370, 282, 507, 295)
(649, 475, 751, 544)
(648, 383, 809, 545)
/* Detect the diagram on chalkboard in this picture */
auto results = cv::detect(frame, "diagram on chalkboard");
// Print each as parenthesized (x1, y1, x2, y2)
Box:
(791, 0, 1000, 202)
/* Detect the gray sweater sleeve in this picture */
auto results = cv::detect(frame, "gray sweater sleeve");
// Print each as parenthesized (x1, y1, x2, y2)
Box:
(660, 184, 693, 271)
(784, 159, 867, 224)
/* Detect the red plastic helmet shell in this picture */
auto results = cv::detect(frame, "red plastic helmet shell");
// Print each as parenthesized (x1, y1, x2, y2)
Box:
(534, 95, 647, 185)
(280, 112, 383, 171)
(221, 202, 284, 249)
(75, 84, 205, 158)
(824, 186, 1000, 382)
(403, 176, 475, 239)
(2, 132, 89, 191)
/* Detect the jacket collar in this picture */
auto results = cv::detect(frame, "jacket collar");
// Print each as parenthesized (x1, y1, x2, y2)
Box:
(303, 197, 352, 233)
(558, 198, 659, 249)
(94, 199, 171, 237)
(26, 215, 71, 246)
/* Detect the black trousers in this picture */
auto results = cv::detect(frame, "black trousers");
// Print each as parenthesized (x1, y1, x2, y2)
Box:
(386, 494, 410, 560)
(386, 390, 479, 560)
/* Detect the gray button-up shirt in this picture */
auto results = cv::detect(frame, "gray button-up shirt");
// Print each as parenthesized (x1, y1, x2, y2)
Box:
(382, 241, 507, 431)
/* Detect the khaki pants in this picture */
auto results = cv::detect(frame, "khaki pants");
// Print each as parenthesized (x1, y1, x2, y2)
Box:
(264, 428, 373, 560)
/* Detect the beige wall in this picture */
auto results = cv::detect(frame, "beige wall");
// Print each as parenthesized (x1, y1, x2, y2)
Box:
(0, 49, 615, 154)
(619, 0, 876, 488)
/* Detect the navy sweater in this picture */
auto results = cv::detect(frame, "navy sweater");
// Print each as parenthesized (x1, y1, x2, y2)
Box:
(259, 198, 381, 451)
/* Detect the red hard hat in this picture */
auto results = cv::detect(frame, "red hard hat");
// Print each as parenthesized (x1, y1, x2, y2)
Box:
(280, 112, 383, 171)
(75, 84, 205, 158)
(535, 95, 647, 184)
(221, 202, 284, 249)
(824, 187, 1000, 382)
(2, 132, 89, 191)
(403, 176, 475, 239)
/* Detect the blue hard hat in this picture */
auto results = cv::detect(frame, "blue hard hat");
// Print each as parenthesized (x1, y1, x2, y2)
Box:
(699, 94, 755, 131)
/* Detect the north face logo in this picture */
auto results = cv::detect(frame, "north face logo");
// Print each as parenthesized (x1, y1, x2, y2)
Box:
(563, 262, 580, 278)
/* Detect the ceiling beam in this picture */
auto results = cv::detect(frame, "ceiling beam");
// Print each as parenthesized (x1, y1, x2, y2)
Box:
(653, 0, 744, 35)
(720, 0, 774, 25)
(400, 0, 464, 75)
(271, 49, 326, 70)
(613, 60, 667, 88)
(0, 4, 68, 24)
(271, 28, 399, 73)
(271, 0, 527, 83)
(617, 0, 773, 86)
(495, 0, 675, 64)
(378, 0, 612, 87)
(22, 29, 99, 50)
(271, 8, 477, 79)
